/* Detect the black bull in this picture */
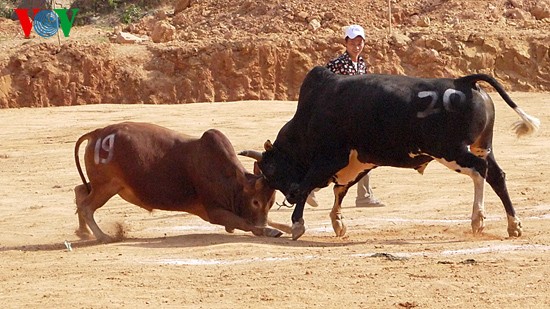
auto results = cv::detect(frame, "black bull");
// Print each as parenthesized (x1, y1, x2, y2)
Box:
(240, 66, 540, 240)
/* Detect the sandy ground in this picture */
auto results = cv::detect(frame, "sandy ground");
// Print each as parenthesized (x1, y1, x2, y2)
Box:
(1, 93, 549, 308)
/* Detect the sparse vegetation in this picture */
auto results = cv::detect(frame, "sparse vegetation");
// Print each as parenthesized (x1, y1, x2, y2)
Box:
(0, 0, 17, 19)
(121, 3, 142, 24)
(70, 0, 162, 25)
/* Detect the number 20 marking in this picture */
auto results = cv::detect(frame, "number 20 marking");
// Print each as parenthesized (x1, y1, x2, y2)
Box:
(416, 89, 466, 118)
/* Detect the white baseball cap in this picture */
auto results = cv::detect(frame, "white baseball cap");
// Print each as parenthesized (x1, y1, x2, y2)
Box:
(344, 25, 365, 40)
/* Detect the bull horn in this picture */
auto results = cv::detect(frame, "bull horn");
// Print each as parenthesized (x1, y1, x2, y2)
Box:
(238, 150, 262, 161)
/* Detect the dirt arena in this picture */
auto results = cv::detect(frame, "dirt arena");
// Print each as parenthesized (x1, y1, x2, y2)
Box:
(1, 93, 549, 308)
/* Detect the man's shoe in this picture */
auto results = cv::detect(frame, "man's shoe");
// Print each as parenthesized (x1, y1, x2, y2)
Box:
(356, 197, 385, 207)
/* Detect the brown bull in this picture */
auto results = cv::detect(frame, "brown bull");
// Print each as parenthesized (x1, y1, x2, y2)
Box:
(74, 122, 289, 242)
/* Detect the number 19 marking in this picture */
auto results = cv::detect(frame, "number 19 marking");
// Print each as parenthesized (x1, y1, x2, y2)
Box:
(94, 133, 115, 164)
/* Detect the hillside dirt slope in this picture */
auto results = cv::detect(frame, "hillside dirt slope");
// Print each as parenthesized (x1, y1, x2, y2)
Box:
(0, 0, 549, 107)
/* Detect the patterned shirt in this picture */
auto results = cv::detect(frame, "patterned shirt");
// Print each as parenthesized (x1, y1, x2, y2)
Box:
(326, 51, 367, 75)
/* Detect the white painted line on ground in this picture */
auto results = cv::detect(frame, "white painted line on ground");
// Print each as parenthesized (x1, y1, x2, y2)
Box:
(439, 244, 550, 256)
(154, 256, 293, 266)
(141, 244, 550, 266)
(145, 214, 550, 235)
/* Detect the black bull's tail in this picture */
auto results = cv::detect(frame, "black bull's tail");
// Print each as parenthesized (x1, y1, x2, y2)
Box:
(456, 74, 541, 137)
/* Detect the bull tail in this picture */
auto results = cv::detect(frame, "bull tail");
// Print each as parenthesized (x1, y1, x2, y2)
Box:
(457, 74, 541, 137)
(74, 133, 92, 193)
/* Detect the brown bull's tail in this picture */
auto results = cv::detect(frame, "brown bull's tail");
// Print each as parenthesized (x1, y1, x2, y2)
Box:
(74, 133, 92, 193)
(457, 74, 541, 137)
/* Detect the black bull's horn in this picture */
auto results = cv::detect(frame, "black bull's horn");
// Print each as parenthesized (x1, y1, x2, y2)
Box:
(238, 150, 262, 161)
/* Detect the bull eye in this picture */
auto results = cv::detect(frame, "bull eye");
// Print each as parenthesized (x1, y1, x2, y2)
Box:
(253, 200, 260, 208)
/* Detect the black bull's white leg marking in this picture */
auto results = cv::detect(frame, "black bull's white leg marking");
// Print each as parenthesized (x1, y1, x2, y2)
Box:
(434, 157, 487, 235)
(434, 146, 522, 237)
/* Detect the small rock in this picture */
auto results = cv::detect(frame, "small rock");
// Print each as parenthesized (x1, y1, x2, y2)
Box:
(114, 32, 145, 44)
(505, 8, 531, 20)
(390, 32, 411, 48)
(417, 16, 431, 27)
(174, 0, 191, 15)
(308, 19, 321, 31)
(151, 21, 176, 43)
(531, 3, 550, 20)
(296, 11, 308, 22)
(155, 10, 167, 20)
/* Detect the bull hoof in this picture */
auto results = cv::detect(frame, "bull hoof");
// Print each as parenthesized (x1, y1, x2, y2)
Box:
(96, 234, 115, 244)
(471, 224, 485, 236)
(507, 217, 523, 237)
(508, 227, 522, 237)
(291, 219, 305, 240)
(225, 226, 235, 233)
(471, 215, 485, 236)
(332, 219, 347, 237)
(330, 213, 346, 237)
(75, 228, 94, 240)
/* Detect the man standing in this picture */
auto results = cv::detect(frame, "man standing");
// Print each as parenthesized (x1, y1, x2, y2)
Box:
(307, 24, 385, 208)
(326, 25, 368, 75)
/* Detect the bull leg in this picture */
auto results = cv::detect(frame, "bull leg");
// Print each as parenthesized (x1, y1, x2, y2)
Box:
(470, 171, 486, 235)
(74, 181, 120, 243)
(207, 208, 283, 237)
(330, 170, 370, 237)
(291, 203, 306, 240)
(288, 154, 350, 240)
(286, 191, 306, 240)
(485, 153, 522, 237)
(284, 185, 306, 239)
(74, 184, 93, 239)
(330, 184, 349, 237)
(435, 152, 488, 235)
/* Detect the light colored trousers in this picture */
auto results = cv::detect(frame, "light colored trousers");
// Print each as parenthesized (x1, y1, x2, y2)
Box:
(355, 173, 372, 199)
(308, 173, 372, 202)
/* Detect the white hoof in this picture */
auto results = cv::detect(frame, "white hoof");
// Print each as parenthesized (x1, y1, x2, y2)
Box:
(507, 216, 522, 237)
(471, 213, 485, 235)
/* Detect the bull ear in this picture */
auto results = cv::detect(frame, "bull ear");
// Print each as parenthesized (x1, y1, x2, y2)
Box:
(254, 177, 264, 191)
(254, 176, 273, 193)
(253, 161, 261, 175)
(238, 171, 254, 194)
(244, 175, 267, 195)
(264, 140, 273, 151)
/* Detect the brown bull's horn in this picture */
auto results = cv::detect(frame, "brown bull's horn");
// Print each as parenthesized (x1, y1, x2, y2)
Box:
(238, 150, 262, 161)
